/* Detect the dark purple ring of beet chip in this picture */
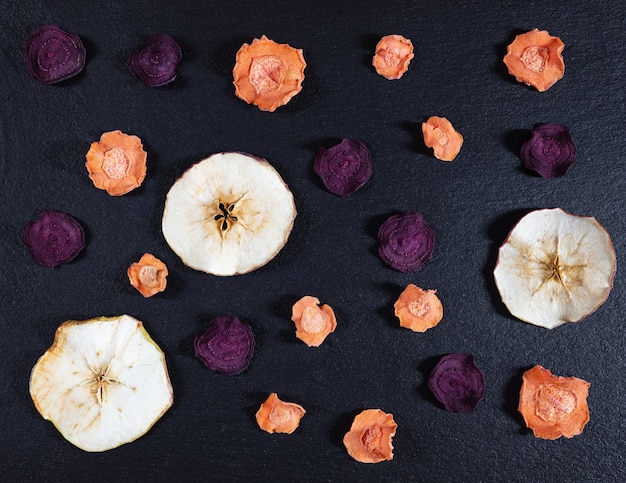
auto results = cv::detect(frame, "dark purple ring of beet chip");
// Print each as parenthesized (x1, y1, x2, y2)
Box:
(377, 211, 435, 272)
(520, 123, 576, 178)
(313, 138, 373, 197)
(428, 353, 485, 413)
(23, 210, 86, 267)
(194, 315, 255, 375)
(25, 25, 86, 84)
(129, 34, 182, 87)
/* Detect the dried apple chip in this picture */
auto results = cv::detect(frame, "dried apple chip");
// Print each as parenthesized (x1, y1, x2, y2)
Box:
(494, 208, 616, 329)
(255, 393, 306, 434)
(162, 152, 296, 276)
(29, 315, 173, 452)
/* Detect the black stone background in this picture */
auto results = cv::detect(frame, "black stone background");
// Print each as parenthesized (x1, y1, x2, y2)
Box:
(1, 1, 625, 481)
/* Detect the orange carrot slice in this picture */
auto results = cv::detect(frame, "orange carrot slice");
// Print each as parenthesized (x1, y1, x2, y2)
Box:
(518, 365, 590, 440)
(291, 296, 337, 347)
(255, 393, 306, 434)
(343, 409, 397, 463)
(85, 130, 147, 196)
(372, 34, 414, 80)
(233, 35, 306, 112)
(422, 116, 463, 161)
(394, 284, 443, 332)
(127, 253, 168, 298)
(503, 29, 564, 92)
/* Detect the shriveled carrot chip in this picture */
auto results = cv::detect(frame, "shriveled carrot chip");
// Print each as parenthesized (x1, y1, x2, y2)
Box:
(343, 409, 397, 463)
(394, 284, 443, 332)
(518, 365, 590, 440)
(372, 34, 414, 80)
(85, 130, 147, 196)
(422, 116, 463, 161)
(233, 35, 306, 112)
(127, 253, 168, 298)
(291, 296, 337, 347)
(255, 393, 306, 434)
(503, 29, 564, 92)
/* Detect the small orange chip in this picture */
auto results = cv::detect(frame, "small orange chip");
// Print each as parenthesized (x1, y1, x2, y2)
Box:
(343, 409, 397, 463)
(394, 284, 443, 332)
(255, 393, 306, 434)
(127, 253, 168, 298)
(372, 34, 414, 80)
(291, 296, 337, 347)
(422, 116, 463, 161)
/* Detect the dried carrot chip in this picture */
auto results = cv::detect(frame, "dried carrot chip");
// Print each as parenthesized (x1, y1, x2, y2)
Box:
(518, 365, 590, 440)
(255, 393, 306, 434)
(127, 253, 168, 298)
(85, 130, 147, 196)
(233, 35, 306, 112)
(422, 116, 463, 161)
(291, 296, 336, 347)
(343, 409, 397, 463)
(394, 284, 443, 332)
(503, 29, 564, 92)
(372, 34, 414, 80)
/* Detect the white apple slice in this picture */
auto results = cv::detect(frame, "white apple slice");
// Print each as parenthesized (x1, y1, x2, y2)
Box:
(494, 208, 616, 329)
(29, 315, 173, 452)
(162, 152, 296, 276)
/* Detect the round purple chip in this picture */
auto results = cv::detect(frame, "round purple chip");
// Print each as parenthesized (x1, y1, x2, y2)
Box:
(377, 211, 435, 272)
(25, 25, 86, 84)
(23, 210, 85, 267)
(520, 123, 576, 178)
(314, 138, 372, 197)
(428, 353, 485, 413)
(194, 315, 255, 375)
(129, 34, 182, 87)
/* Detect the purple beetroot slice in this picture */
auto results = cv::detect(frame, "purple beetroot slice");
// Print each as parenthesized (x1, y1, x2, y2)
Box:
(520, 123, 576, 178)
(23, 210, 85, 267)
(378, 211, 435, 272)
(314, 138, 373, 197)
(428, 353, 485, 413)
(194, 315, 255, 375)
(129, 34, 182, 87)
(25, 25, 86, 84)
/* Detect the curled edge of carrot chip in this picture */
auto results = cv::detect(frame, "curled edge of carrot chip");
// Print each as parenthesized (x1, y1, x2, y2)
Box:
(127, 253, 168, 298)
(343, 408, 397, 463)
(291, 296, 337, 347)
(372, 34, 414, 80)
(255, 393, 306, 434)
(518, 365, 590, 440)
(422, 116, 463, 161)
(394, 284, 443, 332)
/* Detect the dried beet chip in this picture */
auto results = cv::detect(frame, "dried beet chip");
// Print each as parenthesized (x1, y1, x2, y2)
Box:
(314, 139, 372, 197)
(194, 315, 255, 375)
(129, 34, 182, 87)
(428, 353, 485, 413)
(23, 210, 85, 267)
(378, 211, 435, 272)
(25, 25, 86, 84)
(521, 123, 575, 178)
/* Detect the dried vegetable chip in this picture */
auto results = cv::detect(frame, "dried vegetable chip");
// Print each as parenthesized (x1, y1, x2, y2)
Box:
(162, 152, 296, 276)
(372, 34, 414, 80)
(23, 210, 85, 267)
(233, 35, 306, 112)
(521, 123, 576, 178)
(518, 365, 590, 440)
(428, 353, 485, 413)
(378, 211, 435, 272)
(25, 25, 86, 84)
(29, 315, 173, 452)
(127, 253, 168, 298)
(422, 116, 463, 162)
(494, 208, 616, 329)
(394, 284, 443, 332)
(314, 138, 373, 197)
(255, 393, 306, 434)
(291, 296, 337, 347)
(194, 315, 255, 375)
(343, 409, 397, 463)
(129, 34, 182, 87)
(503, 29, 564, 92)
(85, 130, 147, 196)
